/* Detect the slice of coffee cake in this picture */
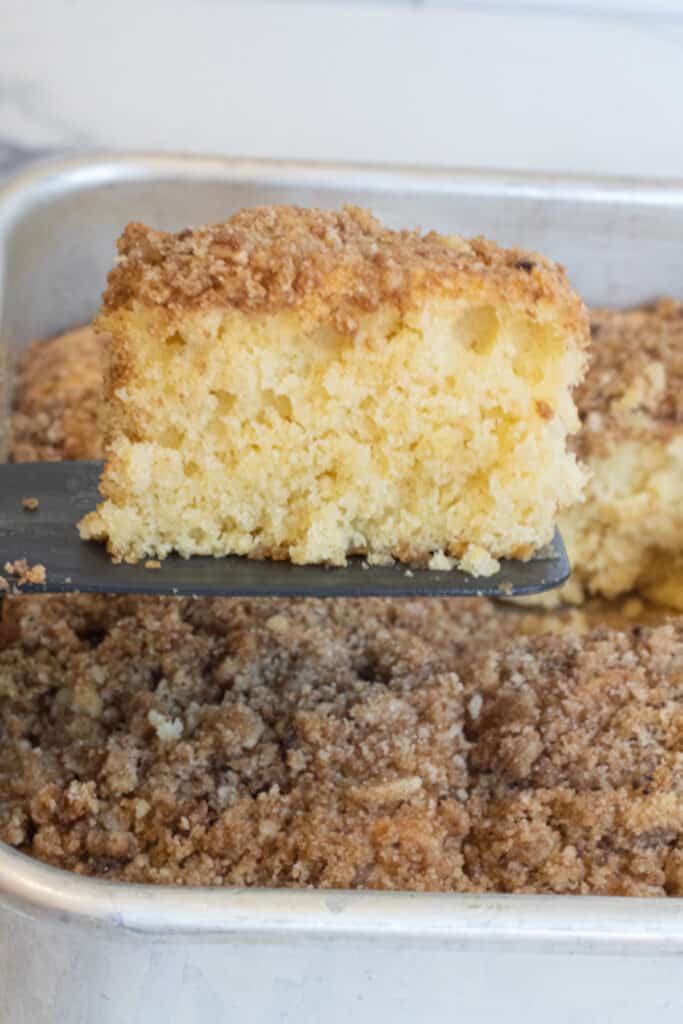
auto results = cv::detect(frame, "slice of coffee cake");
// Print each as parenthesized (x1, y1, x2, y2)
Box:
(79, 205, 587, 569)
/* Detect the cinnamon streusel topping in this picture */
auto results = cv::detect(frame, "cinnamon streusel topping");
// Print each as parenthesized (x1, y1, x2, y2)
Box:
(575, 298, 683, 457)
(1, 594, 683, 895)
(10, 326, 106, 462)
(102, 205, 586, 335)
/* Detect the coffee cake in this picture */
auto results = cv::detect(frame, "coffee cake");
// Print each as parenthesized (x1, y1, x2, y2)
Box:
(79, 205, 588, 573)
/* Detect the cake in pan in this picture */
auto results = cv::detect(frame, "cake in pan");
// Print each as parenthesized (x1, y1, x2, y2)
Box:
(2, 322, 683, 896)
(78, 205, 588, 573)
(554, 299, 683, 609)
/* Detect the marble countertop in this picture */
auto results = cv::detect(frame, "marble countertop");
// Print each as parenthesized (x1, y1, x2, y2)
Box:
(1, 0, 683, 180)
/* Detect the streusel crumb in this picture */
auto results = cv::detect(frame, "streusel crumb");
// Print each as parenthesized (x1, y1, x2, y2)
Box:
(104, 206, 585, 334)
(464, 623, 683, 894)
(10, 325, 107, 462)
(3, 559, 46, 587)
(0, 595, 503, 888)
(0, 594, 682, 894)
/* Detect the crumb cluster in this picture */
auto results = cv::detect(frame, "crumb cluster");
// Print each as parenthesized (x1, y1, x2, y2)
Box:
(3, 560, 46, 588)
(10, 326, 106, 462)
(103, 206, 586, 336)
(576, 298, 683, 458)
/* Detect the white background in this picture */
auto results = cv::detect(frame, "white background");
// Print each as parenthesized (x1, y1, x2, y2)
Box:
(1, 0, 683, 178)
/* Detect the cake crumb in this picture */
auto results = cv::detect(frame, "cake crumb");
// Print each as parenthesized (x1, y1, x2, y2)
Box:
(428, 551, 455, 572)
(460, 545, 500, 577)
(134, 799, 151, 820)
(3, 559, 46, 587)
(148, 709, 183, 742)
(265, 613, 289, 635)
(21, 497, 39, 511)
(367, 552, 394, 567)
(144, 560, 161, 570)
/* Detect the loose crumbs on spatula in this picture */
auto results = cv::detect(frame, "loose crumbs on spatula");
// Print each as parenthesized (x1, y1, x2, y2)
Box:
(3, 560, 47, 586)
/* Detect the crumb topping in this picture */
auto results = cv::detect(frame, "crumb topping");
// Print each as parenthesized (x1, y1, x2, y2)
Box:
(464, 623, 683, 894)
(3, 559, 46, 587)
(0, 595, 500, 888)
(10, 326, 107, 462)
(101, 205, 586, 335)
(576, 298, 683, 456)
(1, 594, 682, 894)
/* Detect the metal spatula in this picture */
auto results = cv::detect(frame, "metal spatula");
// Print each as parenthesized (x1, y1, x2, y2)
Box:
(0, 462, 570, 598)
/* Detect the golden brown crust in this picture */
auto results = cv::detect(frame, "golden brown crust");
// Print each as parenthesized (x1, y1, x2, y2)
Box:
(101, 205, 587, 336)
(575, 298, 683, 458)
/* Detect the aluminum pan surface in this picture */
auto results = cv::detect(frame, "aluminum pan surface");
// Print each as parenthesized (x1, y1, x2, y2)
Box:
(3, 842, 683, 956)
(1, 154, 683, 948)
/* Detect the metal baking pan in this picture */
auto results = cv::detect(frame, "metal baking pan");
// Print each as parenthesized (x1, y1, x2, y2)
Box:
(1, 153, 683, 1024)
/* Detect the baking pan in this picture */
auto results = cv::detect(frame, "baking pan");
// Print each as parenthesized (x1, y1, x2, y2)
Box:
(1, 153, 683, 1024)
